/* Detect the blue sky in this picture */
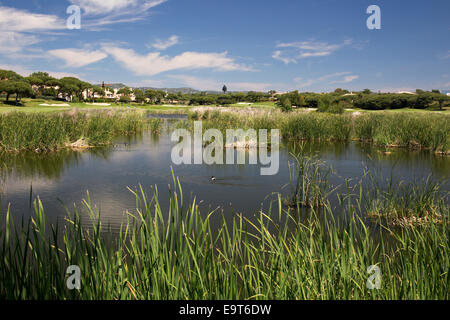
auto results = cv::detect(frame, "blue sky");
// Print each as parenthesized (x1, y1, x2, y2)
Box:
(0, 0, 449, 92)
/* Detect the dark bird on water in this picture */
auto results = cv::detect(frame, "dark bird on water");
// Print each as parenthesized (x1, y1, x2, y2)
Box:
(211, 176, 216, 181)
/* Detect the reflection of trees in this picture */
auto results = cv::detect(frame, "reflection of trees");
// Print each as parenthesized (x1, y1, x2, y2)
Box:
(0, 132, 144, 185)
(115, 133, 144, 146)
(285, 140, 349, 158)
(284, 140, 449, 178)
(430, 156, 450, 177)
(0, 150, 82, 181)
(284, 140, 449, 179)
(354, 142, 450, 178)
(0, 147, 114, 182)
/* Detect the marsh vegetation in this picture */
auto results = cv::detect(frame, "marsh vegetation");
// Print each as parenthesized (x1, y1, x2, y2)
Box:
(0, 165, 447, 300)
(0, 110, 161, 152)
(188, 110, 450, 154)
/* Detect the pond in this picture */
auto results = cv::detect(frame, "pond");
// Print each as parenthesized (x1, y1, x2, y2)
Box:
(0, 117, 448, 231)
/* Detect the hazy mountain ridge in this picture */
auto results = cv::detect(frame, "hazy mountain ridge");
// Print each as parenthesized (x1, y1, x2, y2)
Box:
(96, 83, 221, 94)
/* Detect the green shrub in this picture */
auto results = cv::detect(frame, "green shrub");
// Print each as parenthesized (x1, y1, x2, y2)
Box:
(327, 102, 345, 114)
(317, 96, 331, 112)
(278, 97, 292, 112)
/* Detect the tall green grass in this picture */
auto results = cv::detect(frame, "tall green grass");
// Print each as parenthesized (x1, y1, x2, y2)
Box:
(188, 110, 450, 153)
(364, 172, 449, 226)
(0, 171, 448, 300)
(0, 111, 162, 152)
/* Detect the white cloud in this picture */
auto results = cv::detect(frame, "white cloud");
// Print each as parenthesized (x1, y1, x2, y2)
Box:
(273, 39, 353, 64)
(318, 72, 351, 81)
(272, 50, 297, 64)
(0, 64, 81, 79)
(48, 49, 108, 68)
(0, 32, 40, 54)
(103, 46, 252, 76)
(329, 75, 359, 84)
(151, 35, 179, 50)
(0, 6, 65, 32)
(47, 71, 85, 79)
(0, 6, 66, 56)
(69, 0, 166, 15)
(68, 0, 166, 27)
(294, 72, 358, 89)
(0, 6, 72, 61)
(0, 64, 34, 76)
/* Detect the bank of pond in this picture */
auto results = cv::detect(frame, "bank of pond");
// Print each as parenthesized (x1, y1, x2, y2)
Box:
(0, 109, 449, 154)
(0, 172, 448, 299)
(0, 109, 448, 299)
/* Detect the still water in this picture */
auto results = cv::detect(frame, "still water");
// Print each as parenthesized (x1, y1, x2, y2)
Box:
(0, 119, 449, 229)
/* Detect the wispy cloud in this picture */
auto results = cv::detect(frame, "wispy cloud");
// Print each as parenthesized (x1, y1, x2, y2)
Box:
(273, 39, 353, 64)
(0, 6, 66, 56)
(70, 0, 165, 15)
(0, 32, 40, 54)
(318, 72, 352, 81)
(294, 71, 359, 89)
(329, 75, 359, 84)
(0, 63, 81, 79)
(150, 35, 179, 50)
(272, 50, 297, 64)
(69, 0, 167, 27)
(0, 6, 65, 32)
(102, 46, 253, 76)
(48, 48, 108, 68)
(442, 50, 450, 60)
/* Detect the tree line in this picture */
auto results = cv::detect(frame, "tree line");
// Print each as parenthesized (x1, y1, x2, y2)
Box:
(0, 69, 274, 106)
(1, 68, 448, 110)
(0, 69, 105, 104)
(277, 88, 449, 112)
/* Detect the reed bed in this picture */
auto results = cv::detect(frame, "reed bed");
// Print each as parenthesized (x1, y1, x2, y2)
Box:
(188, 110, 450, 153)
(0, 169, 448, 300)
(0, 111, 162, 152)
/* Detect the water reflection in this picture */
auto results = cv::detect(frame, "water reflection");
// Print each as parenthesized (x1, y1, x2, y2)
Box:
(0, 126, 448, 231)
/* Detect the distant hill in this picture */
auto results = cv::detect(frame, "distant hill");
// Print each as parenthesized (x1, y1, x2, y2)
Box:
(95, 83, 127, 89)
(135, 87, 219, 94)
(94, 83, 221, 94)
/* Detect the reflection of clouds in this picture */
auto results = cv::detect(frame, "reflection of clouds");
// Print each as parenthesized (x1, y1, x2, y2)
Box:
(2, 131, 448, 233)
(1, 176, 57, 197)
(107, 132, 174, 165)
(3, 175, 140, 227)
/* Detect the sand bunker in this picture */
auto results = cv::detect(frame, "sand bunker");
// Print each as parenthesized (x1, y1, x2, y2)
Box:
(39, 103, 70, 107)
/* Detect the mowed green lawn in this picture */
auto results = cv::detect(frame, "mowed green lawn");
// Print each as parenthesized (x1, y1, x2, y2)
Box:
(0, 98, 447, 114)
(0, 98, 193, 113)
